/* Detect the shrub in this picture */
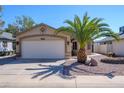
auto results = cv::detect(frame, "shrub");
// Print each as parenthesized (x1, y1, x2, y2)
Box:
(101, 57, 124, 64)
(0, 52, 6, 56)
(107, 52, 115, 57)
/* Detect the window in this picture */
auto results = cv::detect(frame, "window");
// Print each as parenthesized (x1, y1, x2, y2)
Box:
(110, 41, 112, 44)
(100, 41, 112, 45)
(100, 42, 106, 45)
(3, 41, 7, 48)
(104, 42, 106, 44)
(107, 41, 112, 44)
(73, 42, 77, 50)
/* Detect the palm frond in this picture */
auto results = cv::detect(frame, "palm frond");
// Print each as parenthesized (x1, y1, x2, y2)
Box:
(56, 12, 120, 48)
(97, 23, 109, 27)
(64, 20, 74, 27)
(93, 31, 120, 41)
(74, 15, 82, 27)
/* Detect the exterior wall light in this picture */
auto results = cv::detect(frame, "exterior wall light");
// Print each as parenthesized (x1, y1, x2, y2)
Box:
(16, 41, 19, 45)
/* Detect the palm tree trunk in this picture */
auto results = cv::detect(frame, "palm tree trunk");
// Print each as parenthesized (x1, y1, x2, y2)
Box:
(77, 48, 87, 63)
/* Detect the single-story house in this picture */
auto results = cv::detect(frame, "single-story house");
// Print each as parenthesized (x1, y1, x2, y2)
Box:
(0, 32, 14, 53)
(94, 34, 124, 56)
(16, 23, 92, 59)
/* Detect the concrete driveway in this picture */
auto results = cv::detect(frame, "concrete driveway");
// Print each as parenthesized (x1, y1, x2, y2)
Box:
(0, 58, 76, 87)
(1, 55, 124, 88)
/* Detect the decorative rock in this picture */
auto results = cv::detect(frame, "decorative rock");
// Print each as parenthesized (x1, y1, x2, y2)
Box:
(90, 58, 98, 66)
(85, 57, 91, 65)
(85, 58, 98, 66)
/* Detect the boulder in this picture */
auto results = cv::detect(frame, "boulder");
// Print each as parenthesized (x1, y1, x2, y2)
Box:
(85, 57, 91, 65)
(89, 58, 98, 66)
(85, 58, 98, 66)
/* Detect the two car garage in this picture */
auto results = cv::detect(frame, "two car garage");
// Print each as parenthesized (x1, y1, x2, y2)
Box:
(21, 40, 65, 59)
(16, 23, 71, 59)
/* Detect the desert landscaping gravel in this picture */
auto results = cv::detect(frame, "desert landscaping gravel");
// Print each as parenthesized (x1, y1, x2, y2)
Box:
(67, 54, 124, 77)
(1, 54, 124, 79)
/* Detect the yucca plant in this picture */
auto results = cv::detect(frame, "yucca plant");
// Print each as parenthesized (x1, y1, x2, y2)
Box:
(56, 13, 119, 63)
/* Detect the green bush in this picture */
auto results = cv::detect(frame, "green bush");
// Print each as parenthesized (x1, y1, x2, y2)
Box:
(0, 52, 6, 56)
(0, 51, 15, 56)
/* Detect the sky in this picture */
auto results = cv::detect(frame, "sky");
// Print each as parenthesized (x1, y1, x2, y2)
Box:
(2, 5, 124, 33)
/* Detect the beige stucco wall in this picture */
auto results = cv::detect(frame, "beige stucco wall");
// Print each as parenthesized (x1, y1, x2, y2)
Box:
(94, 43, 100, 53)
(94, 39, 124, 56)
(99, 44, 108, 54)
(94, 43, 108, 54)
(113, 39, 124, 56)
(16, 24, 72, 58)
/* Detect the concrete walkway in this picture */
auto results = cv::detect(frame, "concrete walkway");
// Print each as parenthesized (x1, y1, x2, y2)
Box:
(0, 57, 124, 88)
(1, 75, 124, 88)
(0, 54, 16, 59)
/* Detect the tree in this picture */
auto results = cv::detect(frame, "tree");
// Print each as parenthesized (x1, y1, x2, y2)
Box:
(0, 6, 4, 31)
(15, 15, 36, 31)
(4, 16, 36, 37)
(4, 24, 18, 38)
(56, 13, 119, 63)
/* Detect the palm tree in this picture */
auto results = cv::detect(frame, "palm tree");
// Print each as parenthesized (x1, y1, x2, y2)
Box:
(56, 13, 119, 63)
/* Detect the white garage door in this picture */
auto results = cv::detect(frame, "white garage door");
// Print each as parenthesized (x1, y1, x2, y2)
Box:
(21, 40, 65, 59)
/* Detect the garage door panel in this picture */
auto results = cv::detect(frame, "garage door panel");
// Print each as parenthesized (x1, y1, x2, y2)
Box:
(21, 40, 65, 59)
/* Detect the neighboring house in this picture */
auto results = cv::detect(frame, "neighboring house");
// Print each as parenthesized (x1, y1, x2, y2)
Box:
(94, 38, 113, 54)
(94, 26, 124, 56)
(0, 32, 14, 52)
(16, 23, 92, 59)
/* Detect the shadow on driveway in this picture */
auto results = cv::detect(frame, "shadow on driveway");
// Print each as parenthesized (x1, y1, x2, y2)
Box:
(0, 56, 16, 65)
(0, 57, 65, 65)
(25, 61, 116, 80)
